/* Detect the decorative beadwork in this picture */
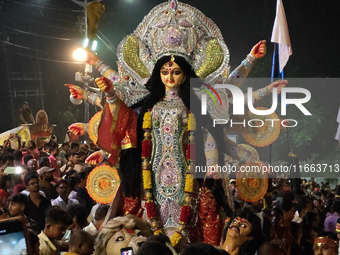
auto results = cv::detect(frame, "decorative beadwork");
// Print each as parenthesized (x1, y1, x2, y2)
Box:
(98, 62, 111, 75)
(106, 94, 116, 104)
(87, 91, 99, 105)
(257, 86, 271, 100)
(141, 88, 194, 247)
(95, 60, 104, 70)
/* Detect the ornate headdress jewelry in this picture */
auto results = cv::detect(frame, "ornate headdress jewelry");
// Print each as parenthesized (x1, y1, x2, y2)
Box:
(116, 0, 230, 85)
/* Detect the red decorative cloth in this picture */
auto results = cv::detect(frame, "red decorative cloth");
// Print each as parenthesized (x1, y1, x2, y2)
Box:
(141, 140, 152, 158)
(97, 100, 137, 166)
(123, 196, 141, 216)
(198, 187, 221, 245)
(145, 201, 157, 218)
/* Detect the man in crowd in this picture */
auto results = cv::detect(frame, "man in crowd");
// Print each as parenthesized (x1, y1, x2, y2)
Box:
(48, 143, 61, 181)
(69, 152, 85, 173)
(52, 179, 79, 210)
(24, 172, 51, 232)
(84, 203, 108, 237)
(244, 199, 272, 241)
(70, 143, 79, 154)
(27, 158, 38, 172)
(293, 196, 313, 223)
(38, 166, 58, 200)
(22, 140, 40, 160)
(77, 171, 94, 214)
(59, 143, 70, 165)
(324, 200, 340, 232)
(13, 166, 29, 194)
(19, 101, 35, 124)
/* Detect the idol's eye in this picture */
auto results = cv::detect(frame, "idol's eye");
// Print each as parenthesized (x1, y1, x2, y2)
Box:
(240, 222, 248, 228)
(116, 236, 124, 242)
(173, 70, 182, 75)
(161, 71, 169, 75)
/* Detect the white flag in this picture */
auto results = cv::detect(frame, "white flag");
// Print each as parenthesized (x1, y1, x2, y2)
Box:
(271, 0, 293, 73)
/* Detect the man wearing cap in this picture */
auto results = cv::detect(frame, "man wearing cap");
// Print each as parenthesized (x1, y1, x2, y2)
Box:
(19, 102, 35, 124)
(313, 232, 339, 255)
(8, 193, 38, 232)
(38, 166, 59, 200)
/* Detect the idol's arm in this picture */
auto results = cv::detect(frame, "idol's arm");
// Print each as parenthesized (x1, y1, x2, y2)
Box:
(227, 40, 266, 87)
(85, 50, 120, 84)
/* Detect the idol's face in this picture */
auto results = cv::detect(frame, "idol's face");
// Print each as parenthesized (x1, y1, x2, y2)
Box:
(227, 217, 253, 245)
(160, 61, 186, 91)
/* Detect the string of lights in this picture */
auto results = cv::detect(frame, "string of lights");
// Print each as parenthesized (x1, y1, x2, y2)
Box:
(4, 0, 84, 12)
(96, 33, 116, 54)
(1, 40, 75, 57)
(0, 24, 76, 41)
(4, 48, 83, 64)
(0, 12, 81, 31)
(8, 6, 78, 25)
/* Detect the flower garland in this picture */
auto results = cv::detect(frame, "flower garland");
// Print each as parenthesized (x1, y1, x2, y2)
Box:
(142, 110, 196, 247)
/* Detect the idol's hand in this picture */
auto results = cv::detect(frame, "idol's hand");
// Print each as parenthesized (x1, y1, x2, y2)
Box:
(85, 50, 100, 66)
(95, 76, 114, 94)
(268, 79, 288, 94)
(65, 84, 85, 100)
(85, 150, 104, 165)
(250, 40, 266, 59)
(68, 123, 86, 136)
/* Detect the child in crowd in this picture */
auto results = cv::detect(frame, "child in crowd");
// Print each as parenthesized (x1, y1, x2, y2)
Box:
(38, 206, 73, 255)
(64, 230, 94, 255)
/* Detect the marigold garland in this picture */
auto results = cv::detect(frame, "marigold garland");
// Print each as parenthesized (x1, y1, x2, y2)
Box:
(170, 231, 183, 247)
(142, 110, 195, 247)
(188, 112, 196, 131)
(143, 170, 152, 190)
(184, 174, 194, 193)
(142, 111, 151, 129)
(154, 228, 163, 235)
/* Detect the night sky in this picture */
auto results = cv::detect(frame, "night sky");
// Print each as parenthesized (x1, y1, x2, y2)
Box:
(0, 0, 339, 158)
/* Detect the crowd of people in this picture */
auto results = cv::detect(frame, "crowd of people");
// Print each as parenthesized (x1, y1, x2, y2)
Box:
(0, 137, 339, 255)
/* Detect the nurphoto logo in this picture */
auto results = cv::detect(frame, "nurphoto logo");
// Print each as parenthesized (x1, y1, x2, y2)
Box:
(198, 83, 311, 128)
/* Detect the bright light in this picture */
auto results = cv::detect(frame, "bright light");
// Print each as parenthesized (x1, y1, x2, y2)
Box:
(73, 48, 87, 61)
(83, 38, 89, 48)
(91, 40, 98, 51)
(15, 167, 23, 174)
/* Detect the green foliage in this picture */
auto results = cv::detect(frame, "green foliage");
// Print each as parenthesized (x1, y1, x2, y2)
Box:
(271, 100, 339, 162)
